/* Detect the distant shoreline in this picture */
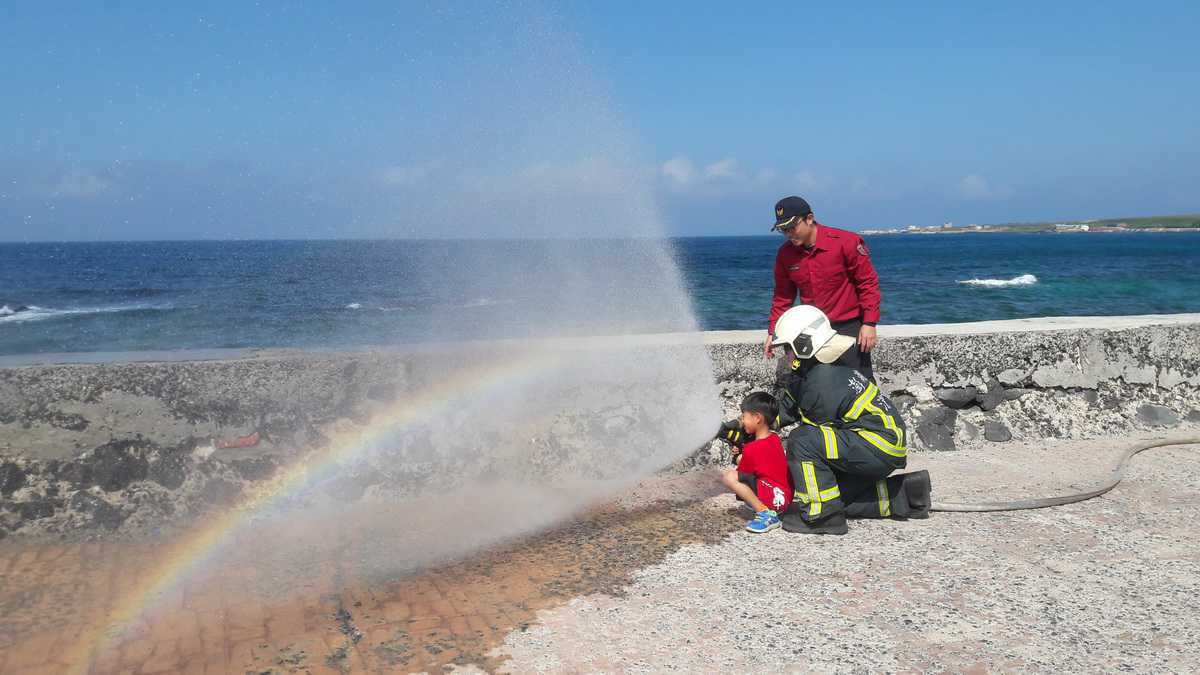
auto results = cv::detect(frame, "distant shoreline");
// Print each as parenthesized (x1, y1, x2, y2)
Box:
(862, 227, 1200, 235)
(862, 213, 1200, 236)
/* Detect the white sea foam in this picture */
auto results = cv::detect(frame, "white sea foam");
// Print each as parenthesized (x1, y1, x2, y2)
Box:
(957, 273, 1038, 287)
(461, 297, 513, 309)
(0, 303, 168, 324)
(345, 302, 362, 310)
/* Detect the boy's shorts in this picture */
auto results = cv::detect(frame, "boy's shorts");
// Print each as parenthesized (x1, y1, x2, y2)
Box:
(738, 472, 790, 512)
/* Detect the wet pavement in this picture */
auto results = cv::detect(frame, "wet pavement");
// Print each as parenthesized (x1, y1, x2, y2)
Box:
(0, 475, 735, 674)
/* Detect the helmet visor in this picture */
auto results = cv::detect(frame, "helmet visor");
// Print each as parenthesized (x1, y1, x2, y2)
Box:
(791, 333, 815, 359)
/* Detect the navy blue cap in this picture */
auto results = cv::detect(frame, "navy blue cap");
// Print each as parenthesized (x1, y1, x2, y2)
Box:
(772, 196, 812, 231)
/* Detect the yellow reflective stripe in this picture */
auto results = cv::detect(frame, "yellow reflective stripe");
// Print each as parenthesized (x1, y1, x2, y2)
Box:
(876, 480, 891, 517)
(800, 412, 818, 426)
(875, 401, 902, 443)
(844, 383, 877, 422)
(802, 461, 821, 516)
(793, 490, 809, 504)
(857, 429, 908, 458)
(843, 384, 907, 451)
(802, 462, 820, 501)
(820, 426, 839, 460)
(819, 485, 841, 501)
(862, 395, 906, 451)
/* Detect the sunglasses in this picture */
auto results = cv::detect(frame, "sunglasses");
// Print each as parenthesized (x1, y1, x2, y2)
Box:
(772, 215, 807, 232)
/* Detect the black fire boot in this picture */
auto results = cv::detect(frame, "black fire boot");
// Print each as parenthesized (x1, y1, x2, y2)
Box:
(902, 470, 931, 519)
(781, 510, 849, 535)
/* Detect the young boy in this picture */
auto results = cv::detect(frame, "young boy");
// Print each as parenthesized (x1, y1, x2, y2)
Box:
(720, 392, 793, 533)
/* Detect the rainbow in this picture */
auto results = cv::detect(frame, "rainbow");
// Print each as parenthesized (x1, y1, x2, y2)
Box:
(72, 351, 564, 672)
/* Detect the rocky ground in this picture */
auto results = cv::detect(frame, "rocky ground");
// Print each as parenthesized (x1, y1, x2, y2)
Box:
(1, 431, 1198, 673)
(494, 431, 1200, 673)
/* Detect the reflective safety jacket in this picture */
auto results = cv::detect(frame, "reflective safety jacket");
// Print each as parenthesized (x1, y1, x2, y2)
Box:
(775, 361, 907, 459)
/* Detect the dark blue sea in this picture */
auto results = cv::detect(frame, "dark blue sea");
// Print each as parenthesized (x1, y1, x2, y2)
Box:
(2, 233, 1199, 355)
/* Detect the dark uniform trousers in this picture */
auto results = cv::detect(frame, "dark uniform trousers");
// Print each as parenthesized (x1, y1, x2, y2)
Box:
(785, 424, 911, 521)
(774, 361, 908, 523)
(830, 317, 874, 382)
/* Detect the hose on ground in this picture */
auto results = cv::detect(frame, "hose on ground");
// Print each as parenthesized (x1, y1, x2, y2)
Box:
(929, 436, 1200, 512)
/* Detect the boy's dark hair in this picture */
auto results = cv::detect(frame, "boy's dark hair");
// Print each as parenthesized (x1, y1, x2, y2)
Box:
(740, 391, 778, 425)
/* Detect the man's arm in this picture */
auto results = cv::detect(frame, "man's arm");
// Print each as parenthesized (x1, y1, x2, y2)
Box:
(766, 249, 797, 358)
(845, 235, 881, 351)
(768, 248, 796, 335)
(845, 235, 880, 325)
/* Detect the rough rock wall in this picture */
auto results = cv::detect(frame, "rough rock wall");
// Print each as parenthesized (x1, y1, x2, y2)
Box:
(0, 354, 412, 537)
(691, 322, 1200, 465)
(3, 321, 1199, 537)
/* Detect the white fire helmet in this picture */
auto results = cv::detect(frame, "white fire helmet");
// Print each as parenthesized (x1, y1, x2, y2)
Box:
(771, 305, 857, 363)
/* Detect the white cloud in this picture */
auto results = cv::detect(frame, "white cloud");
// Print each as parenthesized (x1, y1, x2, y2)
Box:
(848, 176, 873, 195)
(660, 156, 779, 196)
(661, 157, 696, 185)
(753, 168, 778, 184)
(49, 170, 114, 199)
(703, 158, 740, 180)
(659, 156, 752, 194)
(368, 156, 663, 238)
(794, 170, 835, 194)
(504, 157, 648, 195)
(958, 174, 1012, 199)
(662, 163, 834, 199)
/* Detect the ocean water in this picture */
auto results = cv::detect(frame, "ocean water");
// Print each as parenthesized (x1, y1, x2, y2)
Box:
(2, 233, 1198, 355)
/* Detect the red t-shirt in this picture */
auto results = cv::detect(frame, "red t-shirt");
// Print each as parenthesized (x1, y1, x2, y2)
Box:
(769, 223, 881, 333)
(736, 434, 793, 512)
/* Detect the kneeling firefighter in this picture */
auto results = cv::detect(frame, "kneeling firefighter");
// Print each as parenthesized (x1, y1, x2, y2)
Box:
(770, 305, 931, 535)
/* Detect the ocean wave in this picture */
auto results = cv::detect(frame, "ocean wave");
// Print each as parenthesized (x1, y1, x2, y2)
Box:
(957, 273, 1038, 287)
(460, 297, 515, 309)
(53, 287, 172, 298)
(0, 303, 172, 324)
(345, 302, 362, 310)
(369, 298, 515, 313)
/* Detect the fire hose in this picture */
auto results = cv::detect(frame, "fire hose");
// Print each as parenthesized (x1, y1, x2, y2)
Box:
(930, 436, 1200, 512)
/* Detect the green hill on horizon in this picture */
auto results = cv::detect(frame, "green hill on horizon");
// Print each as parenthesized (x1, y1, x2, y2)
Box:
(988, 213, 1200, 230)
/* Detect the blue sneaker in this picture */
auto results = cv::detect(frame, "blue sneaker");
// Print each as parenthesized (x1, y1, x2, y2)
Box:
(746, 509, 781, 533)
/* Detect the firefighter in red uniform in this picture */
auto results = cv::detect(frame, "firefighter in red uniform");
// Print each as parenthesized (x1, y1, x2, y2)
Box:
(765, 196, 881, 380)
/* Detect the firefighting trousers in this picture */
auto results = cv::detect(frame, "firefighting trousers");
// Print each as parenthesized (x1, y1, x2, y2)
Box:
(785, 424, 910, 522)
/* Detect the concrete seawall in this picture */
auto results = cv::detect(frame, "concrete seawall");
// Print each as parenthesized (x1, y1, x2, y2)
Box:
(2, 314, 1199, 538)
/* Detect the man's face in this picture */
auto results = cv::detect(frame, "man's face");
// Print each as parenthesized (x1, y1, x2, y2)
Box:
(780, 214, 814, 245)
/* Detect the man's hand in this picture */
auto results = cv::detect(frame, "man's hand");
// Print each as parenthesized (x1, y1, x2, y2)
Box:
(763, 333, 775, 359)
(858, 324, 877, 352)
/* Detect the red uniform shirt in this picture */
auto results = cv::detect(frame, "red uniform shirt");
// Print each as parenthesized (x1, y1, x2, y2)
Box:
(736, 434, 793, 513)
(769, 223, 881, 333)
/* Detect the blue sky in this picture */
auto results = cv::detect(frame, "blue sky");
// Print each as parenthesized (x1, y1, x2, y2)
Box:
(1, 1, 1197, 240)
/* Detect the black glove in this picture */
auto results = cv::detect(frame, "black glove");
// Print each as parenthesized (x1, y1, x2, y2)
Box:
(774, 387, 799, 429)
(715, 419, 750, 448)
